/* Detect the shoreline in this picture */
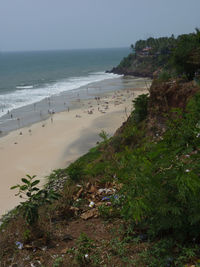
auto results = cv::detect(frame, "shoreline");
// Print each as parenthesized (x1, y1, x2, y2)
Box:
(0, 76, 151, 136)
(0, 79, 151, 217)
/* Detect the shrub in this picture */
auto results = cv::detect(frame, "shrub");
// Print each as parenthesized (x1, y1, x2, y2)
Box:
(158, 70, 171, 82)
(99, 130, 109, 144)
(11, 174, 60, 226)
(132, 94, 149, 123)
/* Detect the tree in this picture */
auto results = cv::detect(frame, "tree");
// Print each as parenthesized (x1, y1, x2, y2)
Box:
(171, 32, 200, 80)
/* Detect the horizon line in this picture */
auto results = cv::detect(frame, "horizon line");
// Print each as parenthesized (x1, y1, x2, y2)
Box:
(0, 46, 130, 53)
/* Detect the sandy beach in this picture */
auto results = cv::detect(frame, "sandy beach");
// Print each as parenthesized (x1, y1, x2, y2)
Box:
(0, 86, 148, 217)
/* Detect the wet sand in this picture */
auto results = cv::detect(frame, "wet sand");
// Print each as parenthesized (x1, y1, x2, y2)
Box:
(0, 85, 149, 217)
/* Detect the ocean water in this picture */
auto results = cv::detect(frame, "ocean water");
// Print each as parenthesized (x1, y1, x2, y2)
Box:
(0, 48, 129, 118)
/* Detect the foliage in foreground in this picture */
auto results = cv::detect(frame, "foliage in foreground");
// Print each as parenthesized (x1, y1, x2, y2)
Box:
(11, 174, 60, 225)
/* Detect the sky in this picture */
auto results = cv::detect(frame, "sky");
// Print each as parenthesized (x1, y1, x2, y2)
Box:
(0, 0, 200, 52)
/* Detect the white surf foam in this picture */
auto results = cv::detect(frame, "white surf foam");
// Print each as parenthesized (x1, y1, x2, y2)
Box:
(16, 85, 34, 89)
(0, 72, 121, 118)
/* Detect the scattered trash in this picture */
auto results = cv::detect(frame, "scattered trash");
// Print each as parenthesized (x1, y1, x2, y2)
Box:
(70, 182, 120, 220)
(98, 189, 104, 194)
(23, 244, 33, 250)
(102, 196, 111, 201)
(30, 261, 41, 267)
(89, 201, 95, 208)
(81, 208, 98, 220)
(84, 254, 89, 259)
(74, 188, 83, 200)
(98, 188, 115, 194)
(15, 241, 23, 250)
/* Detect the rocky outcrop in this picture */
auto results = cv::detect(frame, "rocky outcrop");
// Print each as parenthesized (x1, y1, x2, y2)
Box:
(107, 54, 159, 78)
(107, 67, 153, 78)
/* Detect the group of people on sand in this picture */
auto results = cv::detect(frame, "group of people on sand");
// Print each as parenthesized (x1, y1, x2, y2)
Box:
(3, 89, 133, 137)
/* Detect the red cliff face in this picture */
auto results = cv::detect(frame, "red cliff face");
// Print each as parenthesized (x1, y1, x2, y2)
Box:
(147, 79, 200, 135)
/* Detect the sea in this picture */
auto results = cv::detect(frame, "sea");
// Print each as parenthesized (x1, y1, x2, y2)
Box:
(0, 48, 147, 134)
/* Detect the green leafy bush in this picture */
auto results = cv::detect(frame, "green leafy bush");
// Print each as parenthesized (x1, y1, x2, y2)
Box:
(99, 130, 109, 143)
(171, 30, 200, 80)
(132, 94, 149, 123)
(11, 174, 60, 225)
(158, 70, 171, 82)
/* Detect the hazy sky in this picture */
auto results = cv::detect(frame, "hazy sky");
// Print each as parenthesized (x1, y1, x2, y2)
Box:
(0, 0, 200, 51)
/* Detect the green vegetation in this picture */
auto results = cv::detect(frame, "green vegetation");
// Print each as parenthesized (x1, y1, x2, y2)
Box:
(132, 93, 149, 122)
(171, 29, 200, 80)
(99, 130, 109, 144)
(11, 174, 60, 225)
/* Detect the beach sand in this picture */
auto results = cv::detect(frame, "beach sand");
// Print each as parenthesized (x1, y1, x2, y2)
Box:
(0, 86, 148, 216)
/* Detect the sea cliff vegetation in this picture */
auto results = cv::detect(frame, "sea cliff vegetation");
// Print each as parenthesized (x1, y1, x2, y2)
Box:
(0, 30, 200, 266)
(110, 28, 200, 82)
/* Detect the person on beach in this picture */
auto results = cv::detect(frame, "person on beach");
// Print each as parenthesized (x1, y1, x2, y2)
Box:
(17, 118, 20, 128)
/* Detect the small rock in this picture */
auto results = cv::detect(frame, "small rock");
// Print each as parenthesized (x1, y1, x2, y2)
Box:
(81, 208, 98, 220)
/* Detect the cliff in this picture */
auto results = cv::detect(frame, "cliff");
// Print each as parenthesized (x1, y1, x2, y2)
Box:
(108, 54, 157, 78)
